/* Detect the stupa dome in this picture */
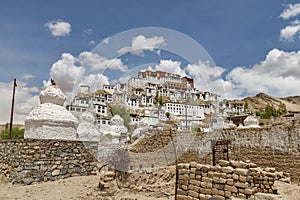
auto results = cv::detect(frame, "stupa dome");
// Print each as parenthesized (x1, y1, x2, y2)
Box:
(25, 84, 78, 140)
(39, 85, 66, 105)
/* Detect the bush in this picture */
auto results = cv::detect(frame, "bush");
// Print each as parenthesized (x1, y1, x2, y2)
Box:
(0, 124, 24, 140)
(110, 105, 131, 128)
(254, 111, 261, 116)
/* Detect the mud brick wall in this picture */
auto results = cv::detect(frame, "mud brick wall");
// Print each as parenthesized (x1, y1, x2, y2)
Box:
(223, 122, 300, 182)
(176, 160, 290, 200)
(0, 139, 99, 185)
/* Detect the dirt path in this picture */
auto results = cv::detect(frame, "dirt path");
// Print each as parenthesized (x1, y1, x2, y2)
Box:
(0, 175, 173, 200)
(1, 175, 300, 200)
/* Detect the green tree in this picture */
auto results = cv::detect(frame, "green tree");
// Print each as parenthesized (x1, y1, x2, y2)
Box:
(278, 102, 287, 115)
(244, 100, 249, 110)
(154, 91, 159, 105)
(165, 112, 170, 119)
(254, 111, 261, 116)
(0, 124, 24, 140)
(158, 96, 163, 106)
(110, 105, 131, 128)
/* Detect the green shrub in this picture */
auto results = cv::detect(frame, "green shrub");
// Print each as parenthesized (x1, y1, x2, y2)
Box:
(0, 125, 24, 140)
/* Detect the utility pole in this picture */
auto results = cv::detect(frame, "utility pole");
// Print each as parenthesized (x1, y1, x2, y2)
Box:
(9, 78, 17, 139)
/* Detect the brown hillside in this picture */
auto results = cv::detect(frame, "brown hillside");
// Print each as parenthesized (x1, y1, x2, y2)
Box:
(242, 93, 300, 112)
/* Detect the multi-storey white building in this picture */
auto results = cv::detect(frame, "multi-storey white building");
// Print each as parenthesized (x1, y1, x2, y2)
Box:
(68, 70, 222, 131)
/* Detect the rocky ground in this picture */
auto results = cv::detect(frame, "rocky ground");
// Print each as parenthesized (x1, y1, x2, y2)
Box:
(1, 174, 300, 200)
(0, 173, 175, 200)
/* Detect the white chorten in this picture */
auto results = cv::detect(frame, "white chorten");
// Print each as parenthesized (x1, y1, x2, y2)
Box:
(25, 84, 79, 140)
(101, 115, 127, 144)
(243, 115, 260, 128)
(77, 111, 102, 141)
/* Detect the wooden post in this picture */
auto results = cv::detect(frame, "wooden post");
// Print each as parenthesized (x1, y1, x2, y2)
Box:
(9, 78, 17, 139)
(169, 129, 178, 199)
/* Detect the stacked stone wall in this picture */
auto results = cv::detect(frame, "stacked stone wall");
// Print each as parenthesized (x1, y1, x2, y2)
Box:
(176, 160, 290, 200)
(0, 139, 98, 185)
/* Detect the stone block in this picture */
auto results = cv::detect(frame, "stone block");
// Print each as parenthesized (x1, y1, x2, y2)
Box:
(227, 178, 234, 185)
(233, 174, 239, 180)
(188, 190, 199, 198)
(199, 188, 212, 195)
(219, 178, 226, 184)
(200, 181, 206, 188)
(244, 188, 255, 195)
(212, 188, 219, 195)
(190, 179, 201, 186)
(224, 185, 238, 193)
(239, 175, 247, 182)
(234, 181, 247, 189)
(233, 168, 248, 176)
(221, 166, 234, 174)
(224, 190, 231, 198)
(237, 193, 247, 199)
(212, 195, 225, 200)
(176, 195, 190, 200)
(199, 193, 206, 200)
(219, 160, 230, 167)
(202, 177, 212, 183)
(177, 189, 187, 195)
(52, 169, 60, 176)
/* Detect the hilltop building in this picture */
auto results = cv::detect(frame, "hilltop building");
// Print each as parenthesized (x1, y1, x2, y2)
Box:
(67, 70, 242, 131)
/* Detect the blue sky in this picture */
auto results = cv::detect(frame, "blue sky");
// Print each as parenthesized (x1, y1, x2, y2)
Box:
(1, 0, 300, 123)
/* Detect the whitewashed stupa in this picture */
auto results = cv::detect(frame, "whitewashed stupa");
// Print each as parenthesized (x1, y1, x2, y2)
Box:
(100, 115, 127, 144)
(241, 115, 260, 128)
(25, 83, 79, 140)
(77, 111, 102, 141)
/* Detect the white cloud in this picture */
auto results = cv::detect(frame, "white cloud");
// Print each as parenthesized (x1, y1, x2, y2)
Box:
(78, 51, 127, 72)
(84, 28, 93, 35)
(48, 53, 85, 93)
(291, 19, 300, 25)
(46, 52, 119, 103)
(154, 60, 185, 76)
(78, 52, 127, 72)
(22, 74, 34, 81)
(45, 20, 71, 37)
(0, 81, 39, 124)
(280, 24, 300, 42)
(225, 49, 300, 98)
(186, 60, 226, 97)
(81, 74, 110, 92)
(118, 35, 165, 56)
(280, 3, 300, 20)
(102, 37, 110, 44)
(88, 40, 95, 46)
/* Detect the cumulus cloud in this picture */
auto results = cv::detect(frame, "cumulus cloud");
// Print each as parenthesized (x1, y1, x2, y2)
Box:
(48, 53, 85, 93)
(225, 49, 300, 98)
(186, 60, 226, 97)
(280, 3, 300, 42)
(280, 24, 300, 42)
(0, 81, 39, 124)
(153, 60, 185, 76)
(83, 28, 93, 35)
(280, 3, 300, 20)
(118, 35, 165, 56)
(88, 40, 95, 46)
(45, 20, 71, 38)
(78, 51, 127, 72)
(102, 37, 110, 44)
(45, 51, 125, 103)
(22, 74, 34, 81)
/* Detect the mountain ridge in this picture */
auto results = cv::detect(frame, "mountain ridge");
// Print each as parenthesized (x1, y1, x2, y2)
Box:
(240, 93, 300, 112)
